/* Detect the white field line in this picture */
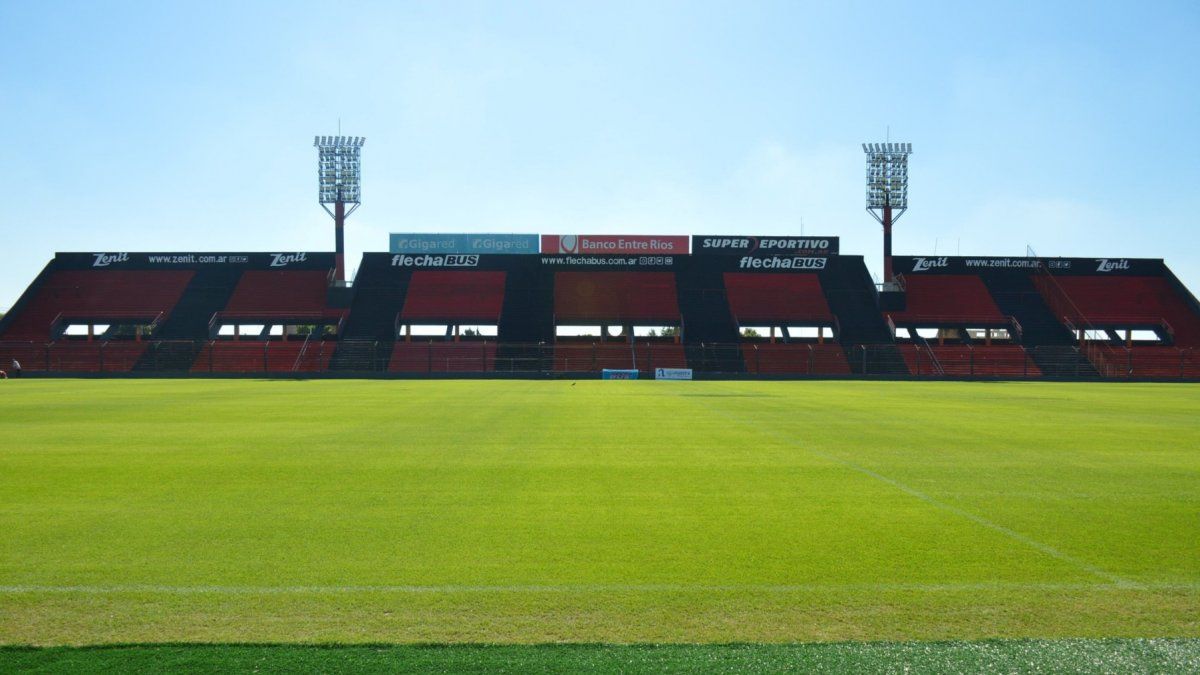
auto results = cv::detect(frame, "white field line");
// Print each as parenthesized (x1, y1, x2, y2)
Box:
(0, 581, 1197, 595)
(680, 389, 1138, 587)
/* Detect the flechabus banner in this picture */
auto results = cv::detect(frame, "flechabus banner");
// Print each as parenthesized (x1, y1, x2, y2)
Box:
(389, 233, 538, 255)
(736, 256, 827, 270)
(390, 254, 480, 268)
(692, 236, 839, 256)
(541, 235, 689, 255)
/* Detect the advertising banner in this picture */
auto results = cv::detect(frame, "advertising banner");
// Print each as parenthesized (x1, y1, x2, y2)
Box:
(538, 254, 679, 269)
(360, 252, 520, 272)
(893, 256, 1165, 276)
(692, 235, 839, 256)
(389, 233, 538, 255)
(734, 256, 827, 271)
(541, 235, 689, 255)
(601, 369, 640, 380)
(57, 252, 336, 270)
(389, 254, 481, 268)
(654, 367, 693, 380)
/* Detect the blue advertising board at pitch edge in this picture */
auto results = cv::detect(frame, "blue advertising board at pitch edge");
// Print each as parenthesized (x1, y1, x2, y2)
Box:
(654, 368, 693, 380)
(389, 233, 539, 255)
(601, 369, 639, 380)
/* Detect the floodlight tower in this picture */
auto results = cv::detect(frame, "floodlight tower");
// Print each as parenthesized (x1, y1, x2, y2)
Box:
(314, 135, 365, 282)
(863, 142, 911, 282)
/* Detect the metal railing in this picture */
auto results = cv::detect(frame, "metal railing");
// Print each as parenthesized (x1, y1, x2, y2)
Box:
(207, 311, 346, 339)
(914, 338, 946, 376)
(291, 331, 316, 372)
(49, 311, 164, 340)
(1, 339, 1196, 379)
(1035, 264, 1127, 376)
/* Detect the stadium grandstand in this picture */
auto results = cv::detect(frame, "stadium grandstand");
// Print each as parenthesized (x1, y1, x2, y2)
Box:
(2, 244, 1198, 379)
(1, 137, 1196, 379)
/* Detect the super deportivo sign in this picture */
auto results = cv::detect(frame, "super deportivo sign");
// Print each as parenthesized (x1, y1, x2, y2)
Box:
(693, 236, 839, 256)
(389, 233, 538, 255)
(541, 235, 689, 255)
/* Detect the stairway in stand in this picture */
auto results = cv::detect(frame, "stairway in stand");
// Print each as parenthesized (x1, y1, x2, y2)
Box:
(137, 340, 204, 372)
(980, 272, 1097, 377)
(133, 267, 242, 372)
(328, 268, 410, 372)
(676, 265, 745, 373)
(495, 263, 555, 373)
(821, 261, 907, 375)
(1028, 345, 1097, 377)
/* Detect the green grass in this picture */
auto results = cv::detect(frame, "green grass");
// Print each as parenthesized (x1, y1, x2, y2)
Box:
(0, 380, 1197, 650)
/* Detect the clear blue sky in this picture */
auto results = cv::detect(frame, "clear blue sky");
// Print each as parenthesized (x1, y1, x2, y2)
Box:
(2, 1, 1198, 310)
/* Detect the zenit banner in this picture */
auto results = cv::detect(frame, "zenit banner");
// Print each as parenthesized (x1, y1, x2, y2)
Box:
(692, 236, 839, 256)
(541, 235, 689, 255)
(57, 252, 336, 270)
(894, 256, 1165, 276)
(389, 233, 538, 255)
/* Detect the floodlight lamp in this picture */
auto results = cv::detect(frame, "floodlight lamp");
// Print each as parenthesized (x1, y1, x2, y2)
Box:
(863, 140, 911, 212)
(313, 135, 366, 205)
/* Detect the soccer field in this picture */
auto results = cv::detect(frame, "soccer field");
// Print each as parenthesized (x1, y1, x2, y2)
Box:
(0, 379, 1197, 662)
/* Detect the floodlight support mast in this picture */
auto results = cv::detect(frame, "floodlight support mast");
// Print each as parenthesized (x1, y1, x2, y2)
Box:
(863, 142, 911, 282)
(334, 202, 346, 279)
(319, 200, 358, 281)
(314, 135, 365, 282)
(882, 205, 894, 281)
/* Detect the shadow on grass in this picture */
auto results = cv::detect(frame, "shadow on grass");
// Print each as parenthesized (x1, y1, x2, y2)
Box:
(2, 639, 1198, 673)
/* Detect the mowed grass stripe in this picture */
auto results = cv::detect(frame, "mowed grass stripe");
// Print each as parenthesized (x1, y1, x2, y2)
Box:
(0, 379, 1197, 644)
(3, 580, 1200, 594)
